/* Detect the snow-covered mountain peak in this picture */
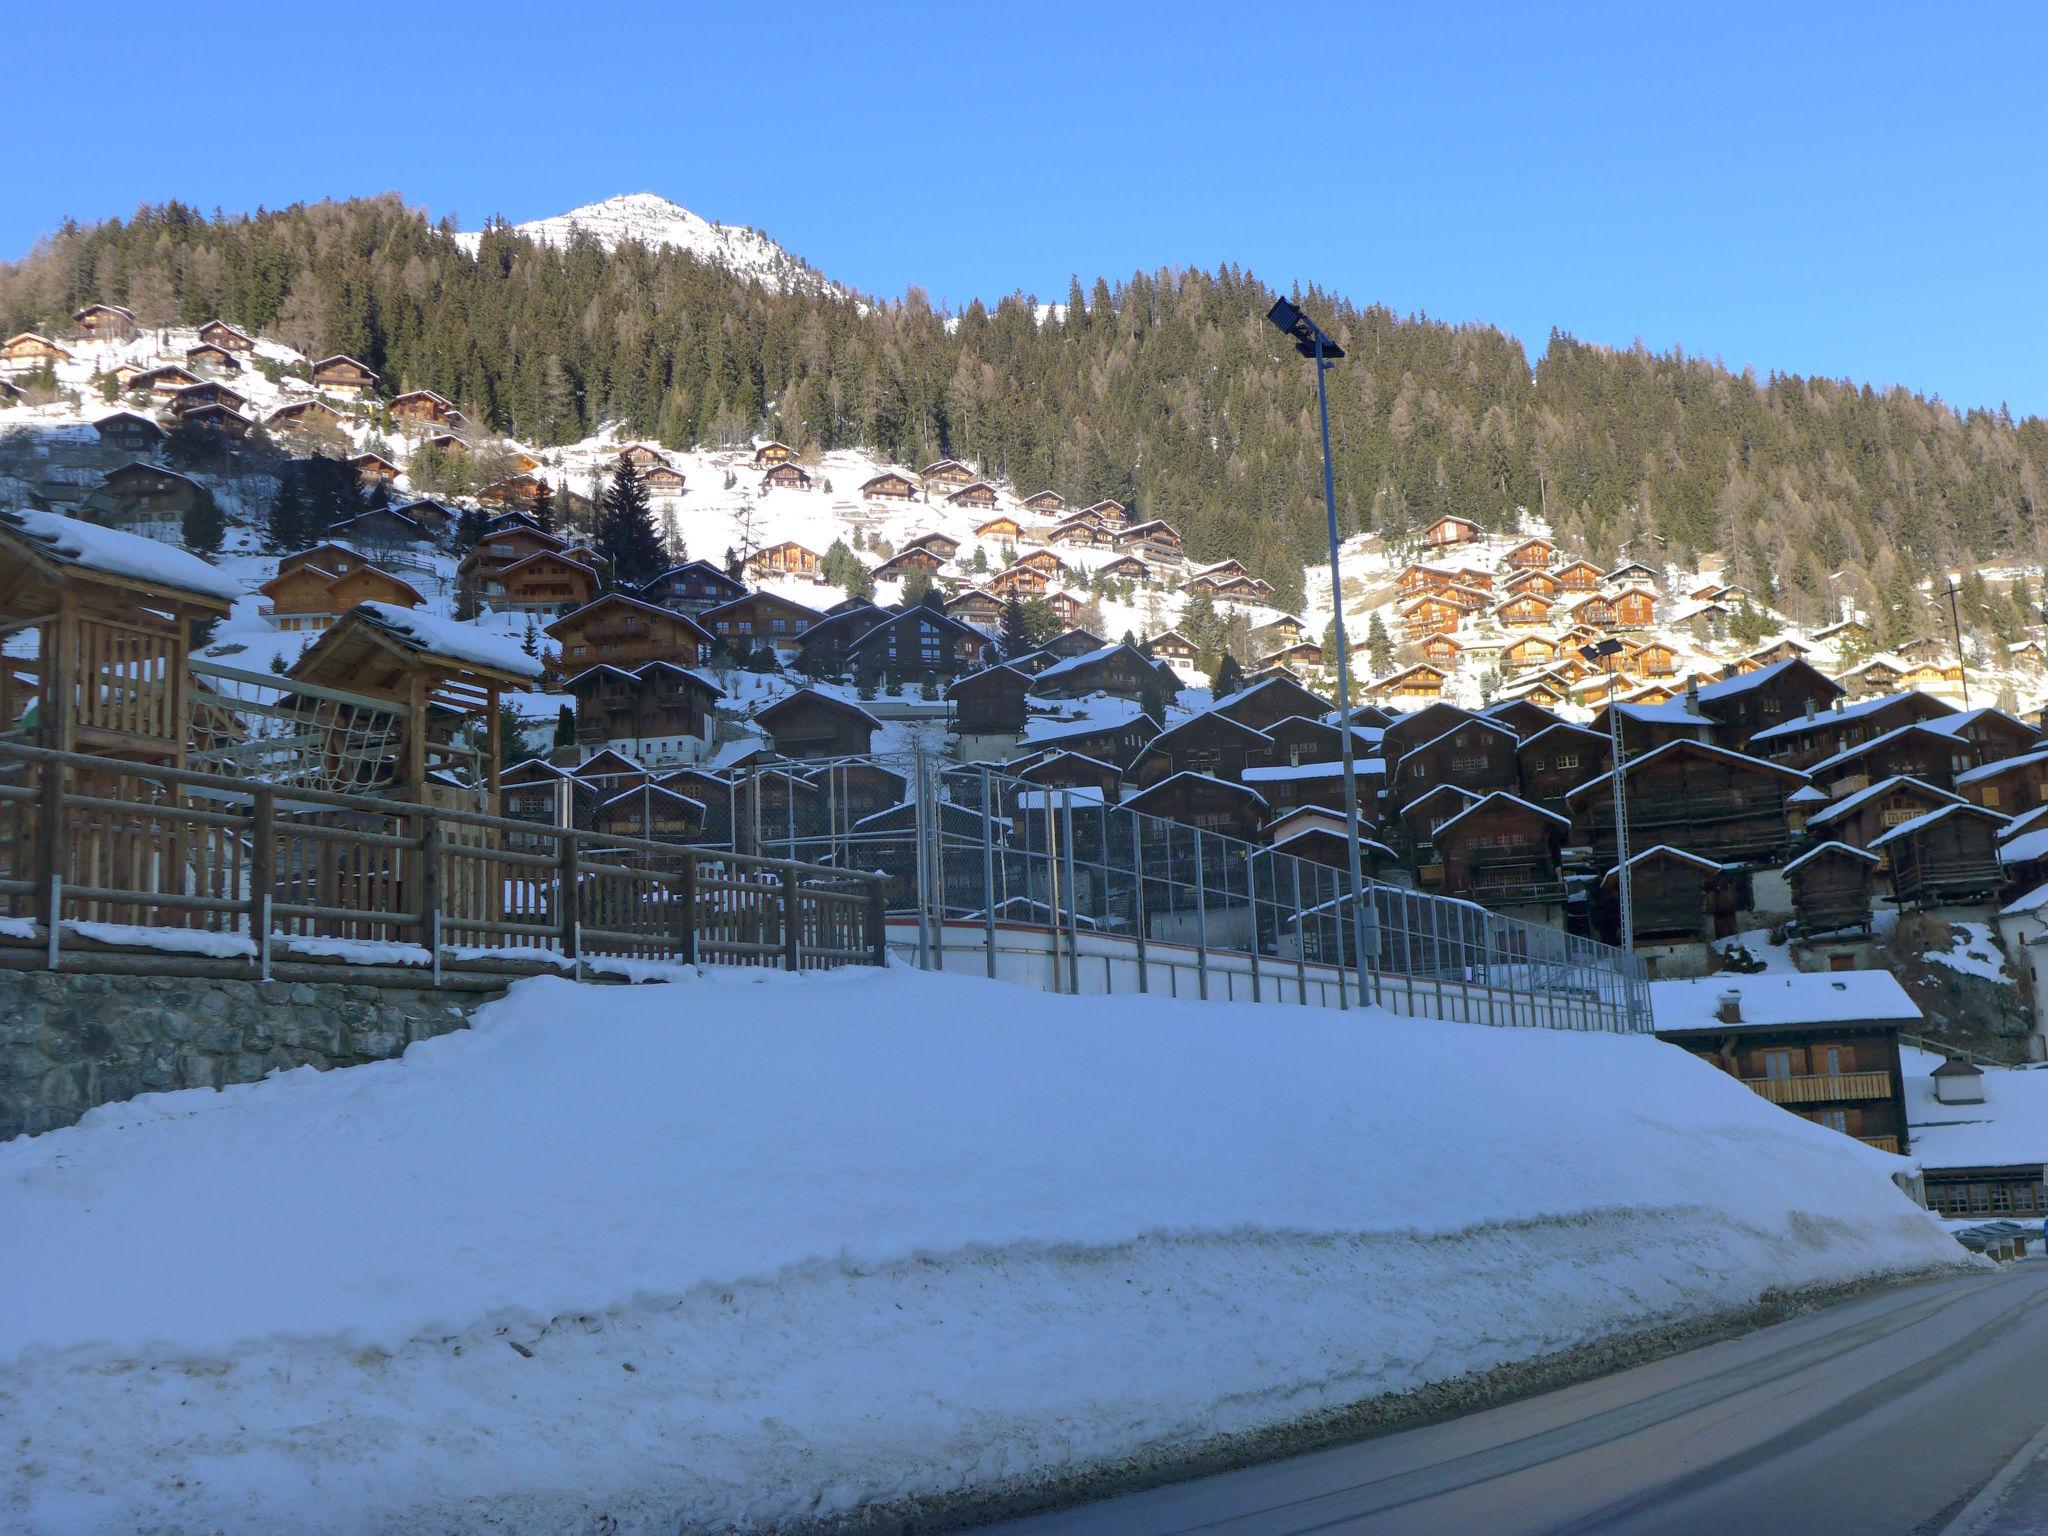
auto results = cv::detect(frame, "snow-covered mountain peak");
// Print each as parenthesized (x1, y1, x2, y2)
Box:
(455, 193, 841, 297)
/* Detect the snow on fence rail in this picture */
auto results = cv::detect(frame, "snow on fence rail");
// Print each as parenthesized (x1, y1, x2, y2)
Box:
(0, 740, 887, 980)
(709, 751, 1653, 1033)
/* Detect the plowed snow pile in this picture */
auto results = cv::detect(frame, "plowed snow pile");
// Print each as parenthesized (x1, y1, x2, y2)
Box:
(0, 966, 1961, 1533)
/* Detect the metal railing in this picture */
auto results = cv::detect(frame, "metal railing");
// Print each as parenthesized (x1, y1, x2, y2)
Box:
(0, 740, 887, 981)
(710, 750, 1653, 1033)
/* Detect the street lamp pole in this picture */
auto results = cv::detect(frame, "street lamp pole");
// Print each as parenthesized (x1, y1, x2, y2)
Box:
(1269, 297, 1375, 1008)
(1582, 639, 1633, 974)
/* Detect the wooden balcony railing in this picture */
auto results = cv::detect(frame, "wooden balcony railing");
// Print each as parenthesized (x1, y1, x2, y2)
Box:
(1743, 1070, 1892, 1105)
(1858, 1135, 1901, 1153)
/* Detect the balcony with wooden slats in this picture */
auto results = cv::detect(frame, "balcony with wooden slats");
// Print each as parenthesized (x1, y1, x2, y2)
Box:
(1743, 1070, 1892, 1106)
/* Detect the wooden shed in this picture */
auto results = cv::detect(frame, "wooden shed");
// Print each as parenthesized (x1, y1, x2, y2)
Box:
(1870, 803, 2009, 908)
(1784, 841, 1881, 937)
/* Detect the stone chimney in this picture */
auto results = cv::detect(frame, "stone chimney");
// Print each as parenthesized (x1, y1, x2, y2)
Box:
(1715, 989, 1743, 1024)
(1686, 674, 1701, 707)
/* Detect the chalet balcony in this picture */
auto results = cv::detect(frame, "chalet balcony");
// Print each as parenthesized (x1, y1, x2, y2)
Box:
(1893, 855, 2006, 906)
(1858, 1135, 1901, 1154)
(1742, 1070, 1892, 1106)
(1456, 859, 1568, 908)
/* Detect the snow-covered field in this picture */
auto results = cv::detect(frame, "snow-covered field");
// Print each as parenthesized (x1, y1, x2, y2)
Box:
(0, 964, 1963, 1534)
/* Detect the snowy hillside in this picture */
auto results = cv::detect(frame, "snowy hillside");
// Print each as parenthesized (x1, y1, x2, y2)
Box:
(0, 965, 1963, 1533)
(452, 193, 843, 297)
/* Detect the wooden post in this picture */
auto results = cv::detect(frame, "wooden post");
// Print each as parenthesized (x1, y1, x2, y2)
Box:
(674, 849, 698, 966)
(419, 810, 443, 987)
(557, 829, 580, 966)
(867, 880, 889, 967)
(250, 787, 275, 981)
(37, 755, 64, 970)
(780, 867, 801, 972)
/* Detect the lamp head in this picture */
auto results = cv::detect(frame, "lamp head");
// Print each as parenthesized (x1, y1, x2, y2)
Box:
(1265, 297, 1345, 360)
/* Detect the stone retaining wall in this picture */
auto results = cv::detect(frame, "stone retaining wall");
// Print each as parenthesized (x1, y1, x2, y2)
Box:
(0, 971, 490, 1140)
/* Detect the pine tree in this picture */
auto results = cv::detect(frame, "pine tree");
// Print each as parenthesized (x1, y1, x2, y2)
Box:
(999, 594, 1032, 658)
(1365, 611, 1394, 675)
(1211, 651, 1245, 696)
(529, 478, 555, 534)
(181, 487, 226, 557)
(522, 616, 540, 658)
(554, 704, 576, 748)
(596, 462, 663, 589)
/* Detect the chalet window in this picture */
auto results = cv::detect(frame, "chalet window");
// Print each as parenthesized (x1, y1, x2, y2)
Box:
(1812, 1110, 1848, 1133)
(1451, 755, 1490, 774)
(1881, 807, 1919, 828)
(1992, 1183, 2015, 1214)
(1554, 752, 1580, 771)
(1822, 1047, 1842, 1077)
(1762, 1050, 1793, 1080)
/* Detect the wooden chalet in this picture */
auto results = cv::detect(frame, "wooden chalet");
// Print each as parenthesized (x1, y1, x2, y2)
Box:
(944, 588, 1002, 626)
(1688, 659, 1845, 751)
(1, 332, 72, 367)
(1808, 723, 1976, 795)
(738, 540, 820, 582)
(1018, 490, 1066, 516)
(548, 593, 711, 671)
(592, 782, 707, 843)
(861, 470, 919, 501)
(1027, 642, 1176, 706)
(1099, 554, 1152, 581)
(1425, 793, 1569, 910)
(1630, 639, 1678, 677)
(310, 354, 379, 397)
(1600, 845, 1732, 946)
(1012, 750, 1122, 800)
(1380, 702, 1482, 764)
(1653, 975, 1914, 1154)
(132, 364, 200, 398)
(391, 389, 460, 427)
(754, 688, 881, 758)
(1505, 537, 1556, 569)
(328, 505, 431, 550)
(565, 661, 722, 764)
(457, 523, 565, 585)
(1372, 663, 1448, 703)
(1481, 697, 1563, 738)
(1569, 594, 1617, 629)
(1838, 656, 1908, 699)
(476, 473, 552, 513)
(183, 342, 242, 375)
(196, 319, 255, 352)
(1014, 549, 1066, 578)
(72, 303, 137, 340)
(488, 550, 598, 612)
(1390, 717, 1521, 807)
(639, 560, 747, 613)
(167, 379, 248, 417)
(702, 591, 819, 659)
(1610, 588, 1656, 628)
(750, 441, 797, 466)
(1555, 559, 1603, 592)
(1049, 517, 1113, 549)
(286, 604, 539, 808)
(761, 462, 813, 492)
(788, 600, 883, 672)
(1870, 803, 2009, 908)
(947, 480, 999, 511)
(91, 411, 163, 454)
(611, 443, 667, 474)
(1400, 593, 1464, 637)
(873, 546, 944, 580)
(1497, 592, 1556, 628)
(1503, 568, 1563, 600)
(1124, 772, 1267, 839)
(1751, 691, 1958, 771)
(846, 602, 991, 681)
(989, 564, 1051, 597)
(259, 559, 423, 633)
(349, 452, 402, 487)
(1421, 514, 1482, 549)
(975, 514, 1023, 539)
(176, 403, 252, 438)
(103, 361, 145, 388)
(642, 465, 684, 496)
(1504, 634, 1561, 670)
(1044, 627, 1106, 660)
(267, 398, 347, 434)
(0, 508, 236, 771)
(1083, 499, 1129, 527)
(1516, 723, 1611, 813)
(1956, 749, 2048, 816)
(1261, 640, 1324, 671)
(1803, 776, 1966, 853)
(1127, 711, 1272, 789)
(1148, 630, 1198, 666)
(920, 458, 975, 489)
(1566, 740, 1805, 868)
(1784, 841, 1882, 937)
(947, 662, 1034, 737)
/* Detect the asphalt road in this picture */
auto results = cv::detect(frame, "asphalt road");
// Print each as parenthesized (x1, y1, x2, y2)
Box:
(987, 1262, 2048, 1536)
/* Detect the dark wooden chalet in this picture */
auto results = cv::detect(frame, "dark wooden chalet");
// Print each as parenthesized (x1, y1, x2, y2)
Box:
(167, 379, 249, 417)
(1380, 701, 1481, 764)
(197, 318, 255, 352)
(1148, 630, 1198, 666)
(91, 410, 163, 453)
(1931, 708, 2043, 768)
(920, 458, 974, 488)
(1688, 659, 1845, 751)
(861, 470, 919, 501)
(1784, 841, 1882, 937)
(846, 602, 991, 681)
(1389, 717, 1520, 808)
(310, 354, 379, 396)
(789, 600, 884, 672)
(989, 564, 1050, 597)
(566, 661, 722, 760)
(1424, 793, 1569, 909)
(1515, 722, 1611, 814)
(976, 514, 1024, 539)
(761, 463, 813, 492)
(1019, 490, 1066, 516)
(1124, 772, 1267, 839)
(751, 440, 796, 466)
(1599, 845, 1731, 945)
(1870, 803, 2009, 908)
(178, 403, 253, 438)
(701, 591, 820, 658)
(1394, 783, 1481, 851)
(1803, 776, 1967, 852)
(1013, 751, 1122, 799)
(754, 688, 881, 758)
(1956, 748, 2048, 816)
(548, 592, 710, 670)
(948, 662, 1034, 736)
(944, 588, 1002, 626)
(73, 302, 137, 339)
(947, 480, 999, 510)
(594, 783, 707, 843)
(1042, 627, 1104, 660)
(639, 560, 748, 614)
(905, 533, 962, 564)
(77, 462, 203, 528)
(1374, 662, 1448, 704)
(266, 397, 348, 434)
(485, 550, 594, 611)
(1421, 514, 1482, 549)
(1654, 975, 1914, 1154)
(873, 546, 944, 580)
(1028, 642, 1177, 705)
(1807, 723, 1973, 795)
(349, 452, 401, 486)
(1481, 697, 1563, 739)
(1566, 740, 1806, 868)
(1116, 520, 1183, 564)
(1210, 674, 1330, 734)
(391, 389, 460, 427)
(184, 342, 242, 375)
(1127, 711, 1272, 789)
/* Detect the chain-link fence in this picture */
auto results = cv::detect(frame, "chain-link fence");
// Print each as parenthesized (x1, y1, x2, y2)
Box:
(705, 750, 1652, 1033)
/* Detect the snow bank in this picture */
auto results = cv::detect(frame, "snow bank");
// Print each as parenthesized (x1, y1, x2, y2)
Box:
(0, 507, 242, 604)
(0, 966, 1963, 1533)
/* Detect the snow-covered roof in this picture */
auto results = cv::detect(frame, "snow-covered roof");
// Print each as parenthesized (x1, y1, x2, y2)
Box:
(1907, 1057, 2048, 1170)
(2001, 882, 2048, 917)
(1018, 694, 1155, 745)
(1651, 971, 1921, 1032)
(1955, 748, 2048, 786)
(1869, 800, 2007, 850)
(1124, 771, 1268, 810)
(1434, 791, 1569, 836)
(1748, 692, 1951, 743)
(2001, 827, 2048, 867)
(1780, 840, 1881, 875)
(0, 508, 240, 605)
(1564, 738, 1806, 799)
(1241, 760, 1371, 783)
(1394, 716, 1517, 770)
(1691, 658, 1834, 703)
(352, 602, 544, 679)
(1602, 844, 1728, 884)
(1804, 775, 1963, 829)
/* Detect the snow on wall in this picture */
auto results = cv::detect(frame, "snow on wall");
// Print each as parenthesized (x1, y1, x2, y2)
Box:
(0, 964, 1963, 1533)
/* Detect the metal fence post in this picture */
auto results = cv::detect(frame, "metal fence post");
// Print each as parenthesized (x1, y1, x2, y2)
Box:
(1061, 789, 1081, 995)
(979, 767, 997, 979)
(250, 786, 275, 982)
(912, 747, 933, 971)
(1193, 829, 1209, 1001)
(1289, 859, 1308, 1006)
(1043, 784, 1061, 993)
(1247, 850, 1262, 1004)
(675, 848, 699, 966)
(1130, 817, 1149, 996)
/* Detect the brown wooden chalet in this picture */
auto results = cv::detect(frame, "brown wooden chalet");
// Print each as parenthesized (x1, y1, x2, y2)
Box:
(391, 389, 459, 427)
(747, 540, 824, 580)
(1752, 692, 1957, 770)
(1688, 659, 1845, 751)
(1600, 845, 1732, 946)
(920, 458, 974, 488)
(1610, 589, 1656, 628)
(1807, 723, 1977, 795)
(1515, 723, 1611, 814)
(1803, 776, 1966, 853)
(1082, 499, 1129, 527)
(1567, 739, 1805, 868)
(1014, 549, 1067, 577)
(1784, 841, 1882, 937)
(474, 473, 552, 512)
(131, 365, 200, 398)
(1417, 634, 1461, 671)
(548, 592, 711, 671)
(1654, 975, 1913, 1154)
(488, 550, 598, 612)
(184, 342, 242, 375)
(639, 560, 748, 613)
(260, 559, 423, 633)
(860, 470, 919, 501)
(593, 782, 707, 843)
(1956, 748, 2048, 816)
(1098, 555, 1152, 582)
(1870, 803, 2009, 908)
(1043, 628, 1105, 660)
(1127, 711, 1271, 789)
(565, 661, 723, 763)
(1028, 642, 1178, 705)
(91, 411, 163, 454)
(1481, 697, 1563, 739)
(197, 318, 255, 352)
(1050, 517, 1114, 550)
(1373, 663, 1447, 703)
(1125, 772, 1267, 839)
(846, 601, 990, 681)
(1211, 673, 1330, 733)
(1148, 630, 1198, 666)
(989, 564, 1051, 597)
(701, 591, 819, 658)
(755, 688, 881, 758)
(750, 440, 796, 466)
(1503, 568, 1563, 601)
(178, 403, 252, 438)
(947, 480, 999, 510)
(267, 398, 348, 434)
(329, 505, 432, 550)
(1503, 634, 1560, 671)
(761, 462, 813, 492)
(310, 354, 379, 396)
(1424, 793, 1569, 909)
(1380, 701, 1481, 764)
(947, 662, 1034, 737)
(1019, 490, 1065, 516)
(1497, 593, 1556, 628)
(167, 379, 249, 417)
(874, 546, 944, 580)
(1549, 558, 1599, 592)
(1389, 717, 1521, 808)
(944, 588, 1002, 626)
(1421, 514, 1482, 549)
(1, 332, 73, 366)
(976, 514, 1023, 539)
(349, 452, 401, 487)
(457, 523, 565, 585)
(1401, 594, 1464, 636)
(1505, 537, 1556, 569)
(72, 303, 137, 340)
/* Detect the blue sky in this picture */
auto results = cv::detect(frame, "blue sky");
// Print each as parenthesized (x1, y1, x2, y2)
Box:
(10, 3, 2044, 414)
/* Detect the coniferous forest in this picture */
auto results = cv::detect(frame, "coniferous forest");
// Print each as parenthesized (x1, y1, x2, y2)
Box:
(5, 193, 2045, 627)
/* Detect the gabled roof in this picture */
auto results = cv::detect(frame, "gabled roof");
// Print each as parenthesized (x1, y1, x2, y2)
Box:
(1804, 774, 1965, 830)
(1399, 783, 1482, 818)
(497, 548, 598, 585)
(700, 591, 822, 624)
(1563, 738, 1809, 802)
(1601, 844, 1728, 885)
(1433, 791, 1570, 838)
(1395, 716, 1517, 771)
(1955, 748, 2048, 787)
(754, 687, 883, 731)
(1517, 720, 1608, 751)
(311, 353, 379, 379)
(1123, 771, 1268, 813)
(1692, 657, 1843, 706)
(1140, 709, 1274, 755)
(562, 660, 724, 696)
(1748, 690, 1956, 744)
(1869, 800, 2009, 850)
(1808, 722, 1969, 778)
(545, 590, 708, 641)
(1781, 840, 1882, 876)
(0, 508, 238, 607)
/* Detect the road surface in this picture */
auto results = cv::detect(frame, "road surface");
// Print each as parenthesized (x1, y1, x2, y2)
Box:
(987, 1262, 2048, 1536)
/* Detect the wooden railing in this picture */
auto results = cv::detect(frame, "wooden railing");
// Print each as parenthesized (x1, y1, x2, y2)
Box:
(0, 740, 887, 981)
(1742, 1070, 1892, 1106)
